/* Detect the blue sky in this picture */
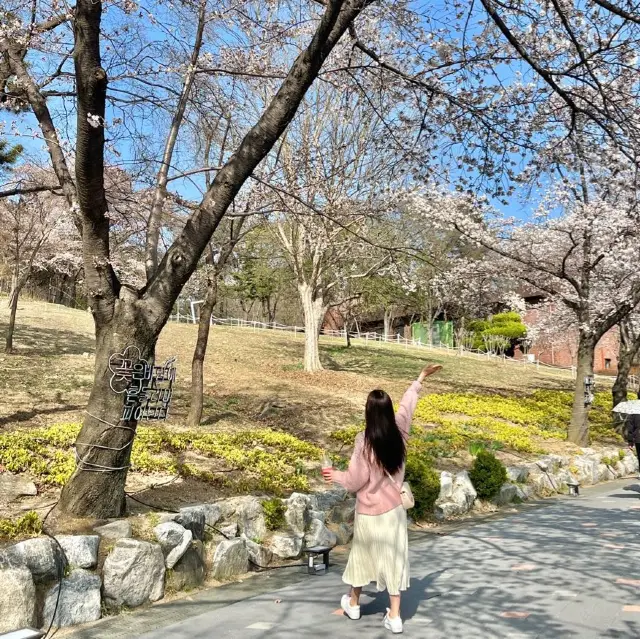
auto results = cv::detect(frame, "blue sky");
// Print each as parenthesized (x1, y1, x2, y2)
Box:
(2, 0, 539, 222)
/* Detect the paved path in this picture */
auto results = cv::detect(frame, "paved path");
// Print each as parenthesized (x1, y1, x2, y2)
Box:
(69, 480, 640, 638)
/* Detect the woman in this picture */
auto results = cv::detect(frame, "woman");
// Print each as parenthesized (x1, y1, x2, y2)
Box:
(322, 363, 442, 634)
(625, 413, 640, 478)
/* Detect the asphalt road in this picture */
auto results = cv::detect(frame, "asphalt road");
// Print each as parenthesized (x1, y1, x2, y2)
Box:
(67, 479, 640, 639)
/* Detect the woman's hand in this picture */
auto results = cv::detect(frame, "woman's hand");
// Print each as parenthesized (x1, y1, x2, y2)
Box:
(322, 467, 334, 483)
(418, 364, 442, 384)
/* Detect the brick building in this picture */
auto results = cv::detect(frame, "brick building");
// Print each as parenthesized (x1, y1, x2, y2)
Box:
(514, 301, 620, 374)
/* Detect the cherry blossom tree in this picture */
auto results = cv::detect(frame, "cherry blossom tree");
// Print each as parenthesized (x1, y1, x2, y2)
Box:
(262, 84, 400, 371)
(523, 300, 578, 367)
(3, 0, 640, 516)
(0, 192, 66, 352)
(613, 314, 640, 408)
(413, 161, 640, 445)
(187, 217, 247, 427)
(1, 0, 388, 517)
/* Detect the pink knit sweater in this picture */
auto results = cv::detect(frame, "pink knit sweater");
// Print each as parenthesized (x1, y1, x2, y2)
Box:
(332, 381, 421, 516)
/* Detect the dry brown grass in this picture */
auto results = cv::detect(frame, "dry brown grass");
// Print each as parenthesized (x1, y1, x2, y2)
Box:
(0, 298, 586, 522)
(0, 298, 575, 440)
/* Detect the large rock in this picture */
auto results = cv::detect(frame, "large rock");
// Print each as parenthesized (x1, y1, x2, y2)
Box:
(622, 453, 639, 475)
(304, 519, 337, 549)
(285, 493, 310, 538)
(329, 498, 356, 525)
(93, 520, 132, 541)
(102, 539, 165, 609)
(598, 463, 615, 482)
(611, 461, 624, 478)
(237, 497, 267, 541)
(177, 506, 206, 541)
(267, 534, 303, 559)
(42, 569, 101, 628)
(0, 474, 37, 504)
(216, 497, 267, 541)
(202, 503, 222, 528)
(216, 523, 238, 540)
(435, 501, 465, 520)
(451, 471, 477, 509)
(154, 521, 187, 551)
(245, 538, 274, 568)
(515, 484, 535, 501)
(333, 523, 354, 546)
(553, 469, 578, 493)
(56, 535, 100, 569)
(0, 567, 36, 632)
(529, 471, 556, 495)
(0, 537, 67, 583)
(154, 522, 192, 569)
(437, 471, 454, 501)
(572, 457, 600, 485)
(311, 488, 347, 512)
(309, 509, 326, 524)
(536, 455, 567, 473)
(210, 539, 249, 580)
(166, 530, 193, 570)
(493, 483, 518, 506)
(166, 542, 205, 591)
(435, 471, 477, 520)
(506, 466, 529, 483)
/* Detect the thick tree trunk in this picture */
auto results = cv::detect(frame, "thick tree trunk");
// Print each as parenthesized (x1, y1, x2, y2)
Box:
(613, 322, 640, 408)
(568, 333, 596, 446)
(267, 297, 278, 324)
(383, 308, 395, 340)
(55, 0, 374, 520)
(187, 278, 217, 428)
(57, 300, 158, 518)
(299, 283, 325, 372)
(5, 284, 20, 354)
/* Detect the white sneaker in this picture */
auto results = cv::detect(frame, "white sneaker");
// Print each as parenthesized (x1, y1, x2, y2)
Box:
(341, 594, 361, 620)
(384, 609, 403, 634)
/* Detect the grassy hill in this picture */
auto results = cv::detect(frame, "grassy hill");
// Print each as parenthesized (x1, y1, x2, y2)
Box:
(0, 299, 622, 522)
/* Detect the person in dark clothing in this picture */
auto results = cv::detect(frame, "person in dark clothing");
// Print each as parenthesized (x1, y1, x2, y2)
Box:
(625, 413, 640, 478)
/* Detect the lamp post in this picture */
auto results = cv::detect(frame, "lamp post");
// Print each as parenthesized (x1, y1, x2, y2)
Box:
(584, 375, 595, 406)
(306, 545, 331, 574)
(567, 478, 580, 497)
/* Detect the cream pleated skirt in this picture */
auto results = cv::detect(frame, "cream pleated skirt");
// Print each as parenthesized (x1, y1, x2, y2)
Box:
(342, 505, 409, 596)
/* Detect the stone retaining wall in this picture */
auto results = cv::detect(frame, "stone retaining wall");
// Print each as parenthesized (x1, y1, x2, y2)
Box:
(0, 445, 636, 634)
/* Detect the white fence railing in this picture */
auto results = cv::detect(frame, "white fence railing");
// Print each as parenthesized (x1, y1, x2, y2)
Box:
(168, 311, 619, 384)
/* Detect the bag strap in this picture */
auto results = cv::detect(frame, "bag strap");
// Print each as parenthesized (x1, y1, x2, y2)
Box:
(385, 470, 402, 492)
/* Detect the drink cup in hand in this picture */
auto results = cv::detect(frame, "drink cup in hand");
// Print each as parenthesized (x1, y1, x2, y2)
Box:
(321, 453, 333, 484)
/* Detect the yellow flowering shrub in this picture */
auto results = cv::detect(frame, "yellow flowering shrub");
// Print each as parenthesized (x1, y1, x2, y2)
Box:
(330, 389, 620, 461)
(0, 423, 322, 495)
(0, 511, 42, 541)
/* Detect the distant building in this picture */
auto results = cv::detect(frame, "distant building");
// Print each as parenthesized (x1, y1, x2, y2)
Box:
(322, 307, 420, 339)
(514, 294, 619, 375)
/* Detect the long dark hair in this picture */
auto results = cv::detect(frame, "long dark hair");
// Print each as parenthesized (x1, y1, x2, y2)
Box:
(364, 389, 406, 475)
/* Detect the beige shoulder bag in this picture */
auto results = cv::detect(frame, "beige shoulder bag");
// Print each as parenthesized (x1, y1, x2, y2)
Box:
(385, 471, 415, 510)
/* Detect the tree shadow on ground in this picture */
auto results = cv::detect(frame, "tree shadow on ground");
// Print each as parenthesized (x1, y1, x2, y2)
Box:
(65, 487, 640, 639)
(319, 343, 571, 396)
(0, 321, 95, 356)
(0, 403, 83, 427)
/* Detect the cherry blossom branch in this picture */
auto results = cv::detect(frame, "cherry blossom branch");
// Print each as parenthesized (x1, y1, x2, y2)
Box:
(590, 0, 640, 24)
(0, 184, 63, 198)
(145, 0, 208, 279)
(144, 0, 377, 326)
